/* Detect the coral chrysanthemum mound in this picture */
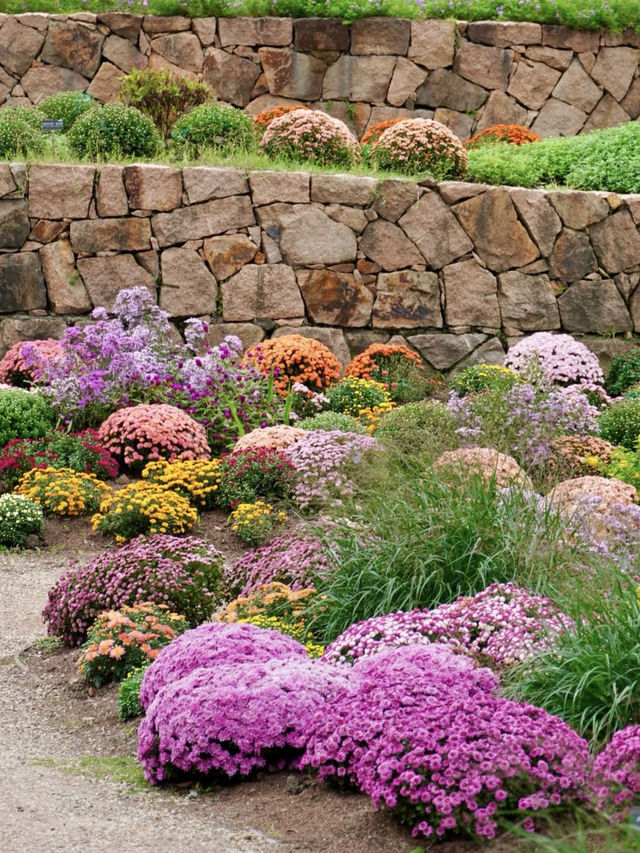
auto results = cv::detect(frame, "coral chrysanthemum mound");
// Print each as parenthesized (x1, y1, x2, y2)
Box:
(371, 118, 468, 178)
(433, 447, 533, 489)
(0, 337, 63, 386)
(464, 124, 541, 148)
(243, 334, 341, 395)
(260, 108, 360, 167)
(549, 475, 637, 516)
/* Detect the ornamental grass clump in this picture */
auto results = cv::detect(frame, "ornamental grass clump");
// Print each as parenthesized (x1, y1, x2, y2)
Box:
(0, 389, 56, 449)
(371, 118, 468, 179)
(322, 583, 574, 670)
(78, 602, 188, 687)
(141, 458, 221, 509)
(97, 403, 210, 473)
(138, 621, 309, 710)
(91, 481, 198, 541)
(243, 334, 341, 396)
(216, 447, 296, 510)
(138, 656, 351, 784)
(224, 529, 332, 597)
(15, 466, 111, 517)
(260, 109, 360, 167)
(325, 377, 390, 418)
(229, 500, 288, 546)
(0, 494, 44, 547)
(504, 332, 604, 392)
(43, 534, 223, 646)
(0, 338, 64, 387)
(592, 725, 640, 820)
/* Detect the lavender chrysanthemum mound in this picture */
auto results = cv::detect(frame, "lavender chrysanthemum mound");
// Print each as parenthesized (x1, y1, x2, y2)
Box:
(138, 657, 351, 784)
(592, 725, 640, 820)
(139, 621, 309, 709)
(504, 332, 604, 390)
(322, 583, 573, 668)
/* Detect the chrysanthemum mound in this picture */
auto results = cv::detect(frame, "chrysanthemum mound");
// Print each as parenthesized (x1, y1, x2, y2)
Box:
(233, 424, 306, 452)
(549, 475, 637, 516)
(138, 621, 309, 710)
(433, 447, 533, 490)
(592, 724, 640, 821)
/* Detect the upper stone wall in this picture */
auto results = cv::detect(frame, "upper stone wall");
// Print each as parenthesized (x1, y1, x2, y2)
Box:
(1, 161, 640, 373)
(1, 14, 640, 140)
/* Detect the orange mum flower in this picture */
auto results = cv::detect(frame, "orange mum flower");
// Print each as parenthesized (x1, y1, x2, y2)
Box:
(464, 124, 541, 149)
(243, 334, 341, 395)
(345, 343, 422, 382)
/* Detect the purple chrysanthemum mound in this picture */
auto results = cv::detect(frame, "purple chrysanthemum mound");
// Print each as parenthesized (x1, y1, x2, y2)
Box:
(592, 725, 640, 820)
(43, 534, 223, 646)
(304, 645, 590, 839)
(139, 621, 309, 710)
(138, 657, 351, 784)
(323, 583, 573, 668)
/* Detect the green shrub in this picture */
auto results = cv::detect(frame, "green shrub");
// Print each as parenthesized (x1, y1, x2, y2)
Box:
(0, 390, 55, 449)
(599, 399, 640, 449)
(297, 411, 366, 434)
(1, 105, 45, 130)
(450, 363, 521, 397)
(0, 494, 43, 547)
(67, 104, 160, 160)
(605, 347, 640, 398)
(38, 91, 94, 132)
(119, 67, 212, 139)
(171, 103, 255, 154)
(374, 400, 460, 464)
(118, 665, 149, 720)
(0, 109, 45, 158)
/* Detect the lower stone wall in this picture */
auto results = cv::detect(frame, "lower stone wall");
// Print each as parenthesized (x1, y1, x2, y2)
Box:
(2, 161, 640, 371)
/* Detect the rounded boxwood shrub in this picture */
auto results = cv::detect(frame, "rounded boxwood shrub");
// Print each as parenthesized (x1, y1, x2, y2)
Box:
(0, 493, 44, 547)
(605, 346, 640, 398)
(599, 399, 640, 449)
(0, 389, 56, 449)
(38, 91, 94, 132)
(67, 104, 160, 159)
(171, 103, 255, 154)
(297, 411, 366, 434)
(260, 108, 360, 167)
(372, 118, 467, 179)
(0, 109, 45, 158)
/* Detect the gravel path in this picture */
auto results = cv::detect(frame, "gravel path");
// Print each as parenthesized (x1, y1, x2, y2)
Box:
(0, 550, 285, 853)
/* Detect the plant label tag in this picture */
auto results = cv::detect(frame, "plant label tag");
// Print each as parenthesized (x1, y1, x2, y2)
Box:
(41, 119, 64, 131)
(630, 806, 640, 830)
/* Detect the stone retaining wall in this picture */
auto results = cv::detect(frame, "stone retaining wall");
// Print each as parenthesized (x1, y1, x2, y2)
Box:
(1, 14, 640, 141)
(2, 162, 640, 372)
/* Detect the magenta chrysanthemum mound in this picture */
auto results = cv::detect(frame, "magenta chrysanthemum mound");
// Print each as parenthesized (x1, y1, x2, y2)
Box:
(259, 108, 360, 167)
(43, 534, 223, 646)
(322, 583, 573, 668)
(504, 332, 604, 390)
(372, 118, 468, 179)
(592, 725, 640, 820)
(97, 403, 210, 472)
(138, 657, 350, 784)
(233, 424, 306, 453)
(139, 621, 309, 710)
(433, 447, 532, 490)
(304, 645, 590, 840)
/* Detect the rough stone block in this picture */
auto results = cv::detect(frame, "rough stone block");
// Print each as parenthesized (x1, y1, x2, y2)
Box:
(260, 48, 325, 100)
(96, 165, 128, 217)
(0, 200, 30, 249)
(548, 229, 598, 281)
(160, 247, 218, 317)
(0, 253, 46, 313)
(152, 196, 256, 247)
(293, 18, 349, 52)
(202, 48, 261, 107)
(77, 254, 155, 311)
(310, 174, 377, 206)
(250, 171, 310, 205)
(41, 20, 105, 77)
(0, 16, 45, 77)
(40, 239, 91, 314)
(70, 218, 151, 253)
(409, 331, 487, 370)
(182, 167, 249, 204)
(443, 259, 500, 327)
(124, 165, 183, 212)
(221, 264, 304, 321)
(373, 270, 442, 329)
(558, 280, 632, 334)
(351, 17, 410, 56)
(498, 271, 560, 331)
(467, 20, 542, 46)
(454, 42, 512, 92)
(297, 269, 373, 327)
(400, 191, 473, 269)
(203, 234, 258, 281)
(589, 209, 640, 273)
(408, 19, 455, 69)
(219, 17, 292, 47)
(280, 208, 356, 265)
(360, 220, 423, 271)
(507, 59, 561, 110)
(416, 69, 487, 111)
(28, 164, 95, 220)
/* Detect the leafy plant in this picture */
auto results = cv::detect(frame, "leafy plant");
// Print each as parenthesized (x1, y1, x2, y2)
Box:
(67, 103, 160, 160)
(0, 389, 56, 449)
(118, 665, 149, 720)
(599, 399, 640, 449)
(0, 493, 43, 547)
(171, 102, 255, 154)
(119, 67, 212, 139)
(605, 346, 640, 397)
(38, 91, 94, 132)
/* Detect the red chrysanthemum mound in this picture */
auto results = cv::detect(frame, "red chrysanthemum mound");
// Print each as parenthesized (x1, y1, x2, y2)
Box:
(372, 118, 467, 178)
(464, 124, 541, 149)
(0, 338, 64, 387)
(243, 334, 341, 396)
(97, 403, 210, 472)
(253, 104, 311, 139)
(259, 108, 360, 167)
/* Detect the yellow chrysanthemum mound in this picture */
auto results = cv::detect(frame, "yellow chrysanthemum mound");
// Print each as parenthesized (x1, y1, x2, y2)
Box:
(91, 481, 198, 541)
(141, 458, 221, 509)
(15, 466, 111, 516)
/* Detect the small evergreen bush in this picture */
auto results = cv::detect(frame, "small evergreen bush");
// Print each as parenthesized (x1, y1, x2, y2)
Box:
(0, 389, 55, 449)
(599, 399, 640, 449)
(38, 91, 94, 132)
(67, 104, 160, 159)
(171, 103, 255, 154)
(605, 347, 640, 398)
(0, 109, 45, 158)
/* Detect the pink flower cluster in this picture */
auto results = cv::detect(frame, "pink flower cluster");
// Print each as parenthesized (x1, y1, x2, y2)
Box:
(97, 403, 210, 471)
(592, 725, 640, 820)
(260, 109, 360, 166)
(504, 332, 604, 390)
(0, 338, 64, 386)
(322, 583, 574, 669)
(304, 645, 590, 840)
(139, 621, 309, 709)
(372, 118, 468, 179)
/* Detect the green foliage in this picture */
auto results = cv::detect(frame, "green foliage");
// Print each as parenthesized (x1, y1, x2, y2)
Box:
(0, 109, 45, 158)
(67, 103, 160, 160)
(306, 467, 586, 643)
(0, 390, 55, 449)
(505, 580, 640, 747)
(325, 376, 389, 418)
(605, 346, 640, 397)
(38, 91, 94, 132)
(374, 400, 460, 464)
(450, 363, 521, 397)
(0, 494, 43, 547)
(600, 446, 640, 488)
(297, 411, 366, 434)
(117, 665, 148, 720)
(599, 398, 640, 449)
(467, 122, 640, 193)
(119, 67, 213, 139)
(171, 103, 255, 155)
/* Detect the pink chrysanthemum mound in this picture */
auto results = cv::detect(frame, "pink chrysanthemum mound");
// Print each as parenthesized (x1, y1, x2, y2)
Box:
(260, 108, 360, 167)
(433, 447, 533, 489)
(549, 475, 637, 516)
(323, 583, 573, 669)
(592, 725, 640, 820)
(504, 332, 604, 390)
(139, 620, 309, 710)
(138, 657, 351, 784)
(548, 435, 615, 479)
(0, 338, 64, 386)
(372, 118, 467, 178)
(97, 403, 210, 472)
(233, 424, 306, 453)
(304, 644, 590, 840)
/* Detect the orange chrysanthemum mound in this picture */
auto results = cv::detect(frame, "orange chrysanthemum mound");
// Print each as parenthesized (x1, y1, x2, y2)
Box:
(242, 335, 341, 396)
(233, 424, 307, 453)
(464, 124, 541, 149)
(260, 109, 360, 167)
(372, 118, 467, 179)
(549, 475, 637, 516)
(548, 435, 615, 480)
(253, 104, 311, 139)
(433, 447, 533, 490)
(345, 343, 422, 382)
(360, 117, 407, 147)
